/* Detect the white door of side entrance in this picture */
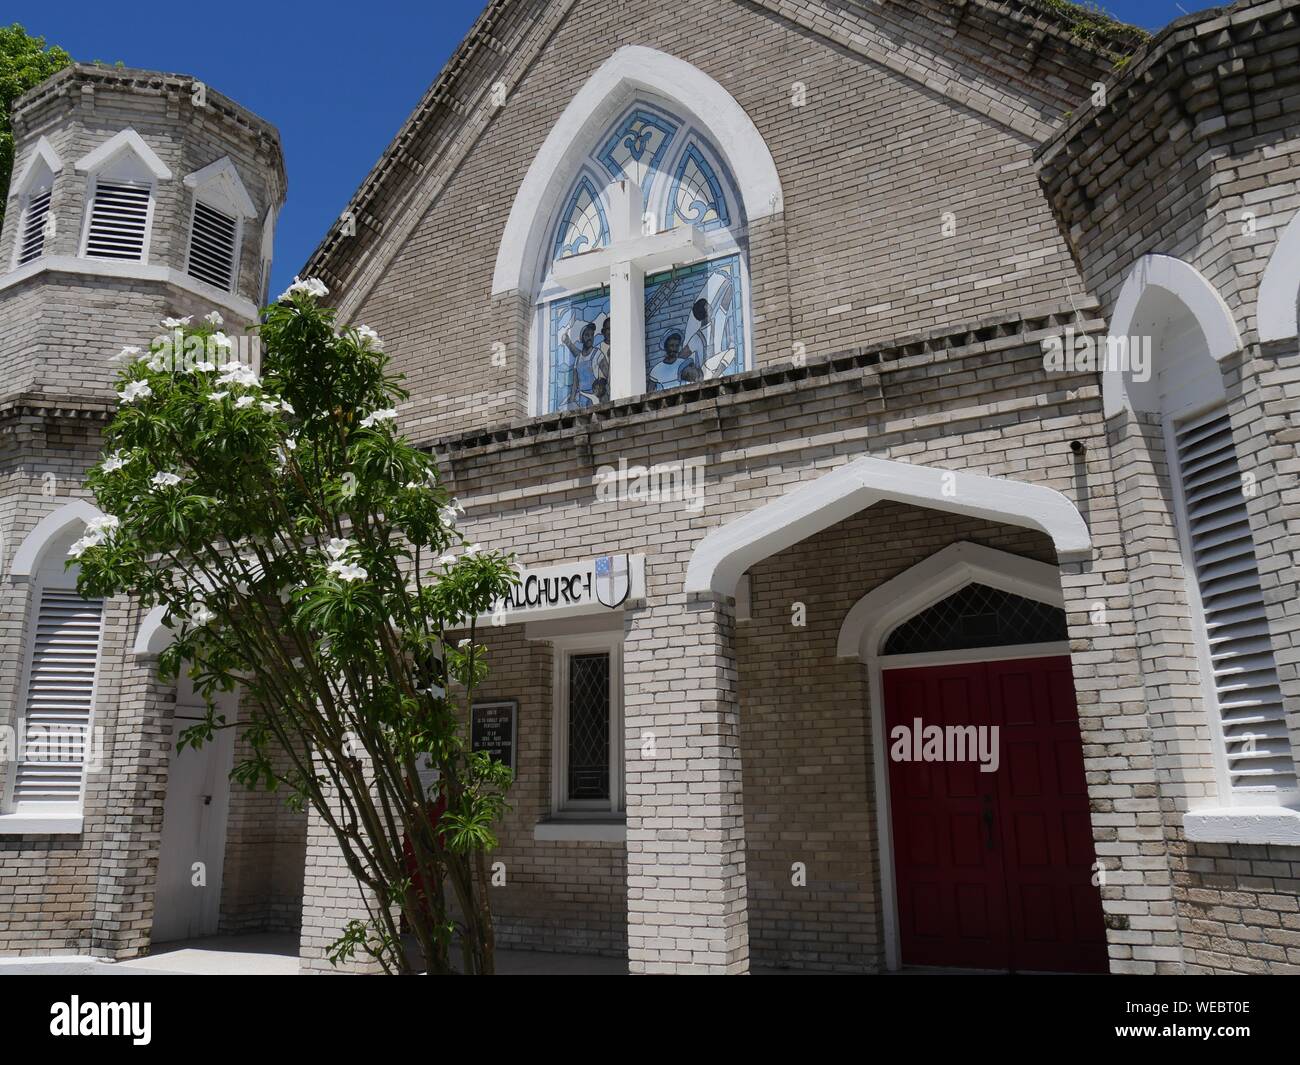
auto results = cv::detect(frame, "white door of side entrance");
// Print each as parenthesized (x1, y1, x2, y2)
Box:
(151, 690, 235, 943)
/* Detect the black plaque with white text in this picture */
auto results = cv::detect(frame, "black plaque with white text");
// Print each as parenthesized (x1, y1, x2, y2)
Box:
(471, 700, 517, 770)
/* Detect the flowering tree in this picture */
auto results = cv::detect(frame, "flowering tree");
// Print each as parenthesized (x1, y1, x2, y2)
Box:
(72, 281, 518, 974)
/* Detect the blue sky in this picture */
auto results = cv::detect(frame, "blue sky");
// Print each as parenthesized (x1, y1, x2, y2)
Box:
(9, 0, 1220, 296)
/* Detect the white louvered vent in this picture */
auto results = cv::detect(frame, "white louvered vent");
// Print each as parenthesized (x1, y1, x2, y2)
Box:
(13, 589, 104, 804)
(187, 199, 239, 291)
(1175, 406, 1297, 793)
(17, 187, 53, 266)
(84, 179, 151, 261)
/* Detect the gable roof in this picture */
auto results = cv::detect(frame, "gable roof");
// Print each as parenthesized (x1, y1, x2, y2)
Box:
(304, 0, 1147, 314)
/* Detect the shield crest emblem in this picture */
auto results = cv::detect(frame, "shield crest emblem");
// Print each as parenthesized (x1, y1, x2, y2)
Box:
(594, 554, 630, 608)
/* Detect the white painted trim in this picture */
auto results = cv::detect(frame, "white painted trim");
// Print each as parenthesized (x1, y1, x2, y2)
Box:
(844, 542, 1072, 971)
(549, 631, 624, 817)
(1258, 208, 1300, 343)
(873, 641, 1071, 671)
(0, 255, 259, 319)
(1103, 254, 1242, 418)
(533, 817, 626, 842)
(9, 500, 103, 579)
(492, 45, 783, 296)
(0, 812, 84, 835)
(133, 604, 173, 659)
(74, 128, 172, 181)
(837, 541, 1064, 661)
(685, 456, 1091, 600)
(9, 136, 63, 198)
(1183, 806, 1300, 846)
(183, 156, 257, 219)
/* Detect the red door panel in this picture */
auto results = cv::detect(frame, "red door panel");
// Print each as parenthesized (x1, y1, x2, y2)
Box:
(885, 656, 1108, 973)
(885, 665, 1009, 970)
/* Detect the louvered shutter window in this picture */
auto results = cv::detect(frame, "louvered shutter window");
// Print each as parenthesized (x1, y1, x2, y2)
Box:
(84, 179, 151, 261)
(17, 186, 53, 265)
(13, 589, 104, 804)
(1174, 406, 1297, 793)
(187, 199, 239, 291)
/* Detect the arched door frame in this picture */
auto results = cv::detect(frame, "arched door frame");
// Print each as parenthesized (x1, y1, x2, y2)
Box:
(836, 541, 1072, 970)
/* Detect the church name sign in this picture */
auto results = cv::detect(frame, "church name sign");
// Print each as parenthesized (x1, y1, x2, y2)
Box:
(477, 554, 646, 625)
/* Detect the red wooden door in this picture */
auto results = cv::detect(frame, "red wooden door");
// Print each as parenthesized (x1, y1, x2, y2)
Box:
(884, 656, 1107, 973)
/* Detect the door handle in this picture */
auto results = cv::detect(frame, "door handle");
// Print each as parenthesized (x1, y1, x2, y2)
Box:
(982, 795, 995, 850)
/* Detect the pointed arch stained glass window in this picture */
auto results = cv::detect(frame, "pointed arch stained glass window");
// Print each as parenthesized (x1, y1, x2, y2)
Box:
(644, 255, 744, 391)
(554, 177, 609, 260)
(598, 108, 677, 201)
(670, 142, 729, 230)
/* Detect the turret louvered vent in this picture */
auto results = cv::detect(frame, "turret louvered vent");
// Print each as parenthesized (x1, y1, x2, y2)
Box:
(187, 199, 239, 291)
(13, 590, 104, 804)
(17, 187, 52, 265)
(1174, 406, 1297, 793)
(84, 179, 151, 261)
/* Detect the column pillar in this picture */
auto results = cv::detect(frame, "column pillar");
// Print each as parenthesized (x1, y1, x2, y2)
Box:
(623, 594, 749, 974)
(298, 766, 385, 974)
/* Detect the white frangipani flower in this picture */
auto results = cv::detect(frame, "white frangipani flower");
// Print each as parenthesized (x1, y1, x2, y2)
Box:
(85, 514, 121, 536)
(204, 310, 224, 326)
(101, 451, 128, 473)
(355, 324, 381, 347)
(279, 399, 295, 415)
(235, 395, 256, 409)
(210, 391, 230, 402)
(464, 543, 482, 556)
(437, 553, 457, 565)
(192, 360, 217, 373)
(111, 345, 141, 363)
(325, 537, 354, 560)
(327, 560, 368, 582)
(210, 332, 233, 350)
(161, 316, 193, 328)
(216, 362, 260, 388)
(119, 380, 152, 404)
(68, 535, 98, 559)
(150, 471, 182, 490)
(457, 638, 472, 649)
(188, 602, 216, 627)
(359, 408, 397, 428)
(279, 276, 329, 301)
(259, 401, 282, 414)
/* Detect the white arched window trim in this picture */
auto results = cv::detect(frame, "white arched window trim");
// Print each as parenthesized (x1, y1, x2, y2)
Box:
(75, 128, 172, 265)
(529, 98, 755, 415)
(183, 156, 256, 295)
(494, 47, 781, 416)
(2, 500, 108, 834)
(1102, 254, 1241, 418)
(494, 45, 782, 297)
(7, 135, 62, 270)
(1258, 208, 1300, 343)
(1107, 257, 1300, 829)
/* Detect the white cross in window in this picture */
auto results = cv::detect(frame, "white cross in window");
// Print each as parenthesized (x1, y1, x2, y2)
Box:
(550, 179, 707, 401)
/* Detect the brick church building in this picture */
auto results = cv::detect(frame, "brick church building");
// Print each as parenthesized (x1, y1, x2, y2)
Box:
(2, 0, 1300, 974)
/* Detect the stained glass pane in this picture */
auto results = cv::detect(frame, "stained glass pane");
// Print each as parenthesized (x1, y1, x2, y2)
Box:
(554, 176, 609, 260)
(883, 583, 1069, 656)
(599, 108, 677, 201)
(644, 255, 745, 391)
(547, 288, 611, 412)
(568, 653, 610, 802)
(670, 142, 729, 230)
